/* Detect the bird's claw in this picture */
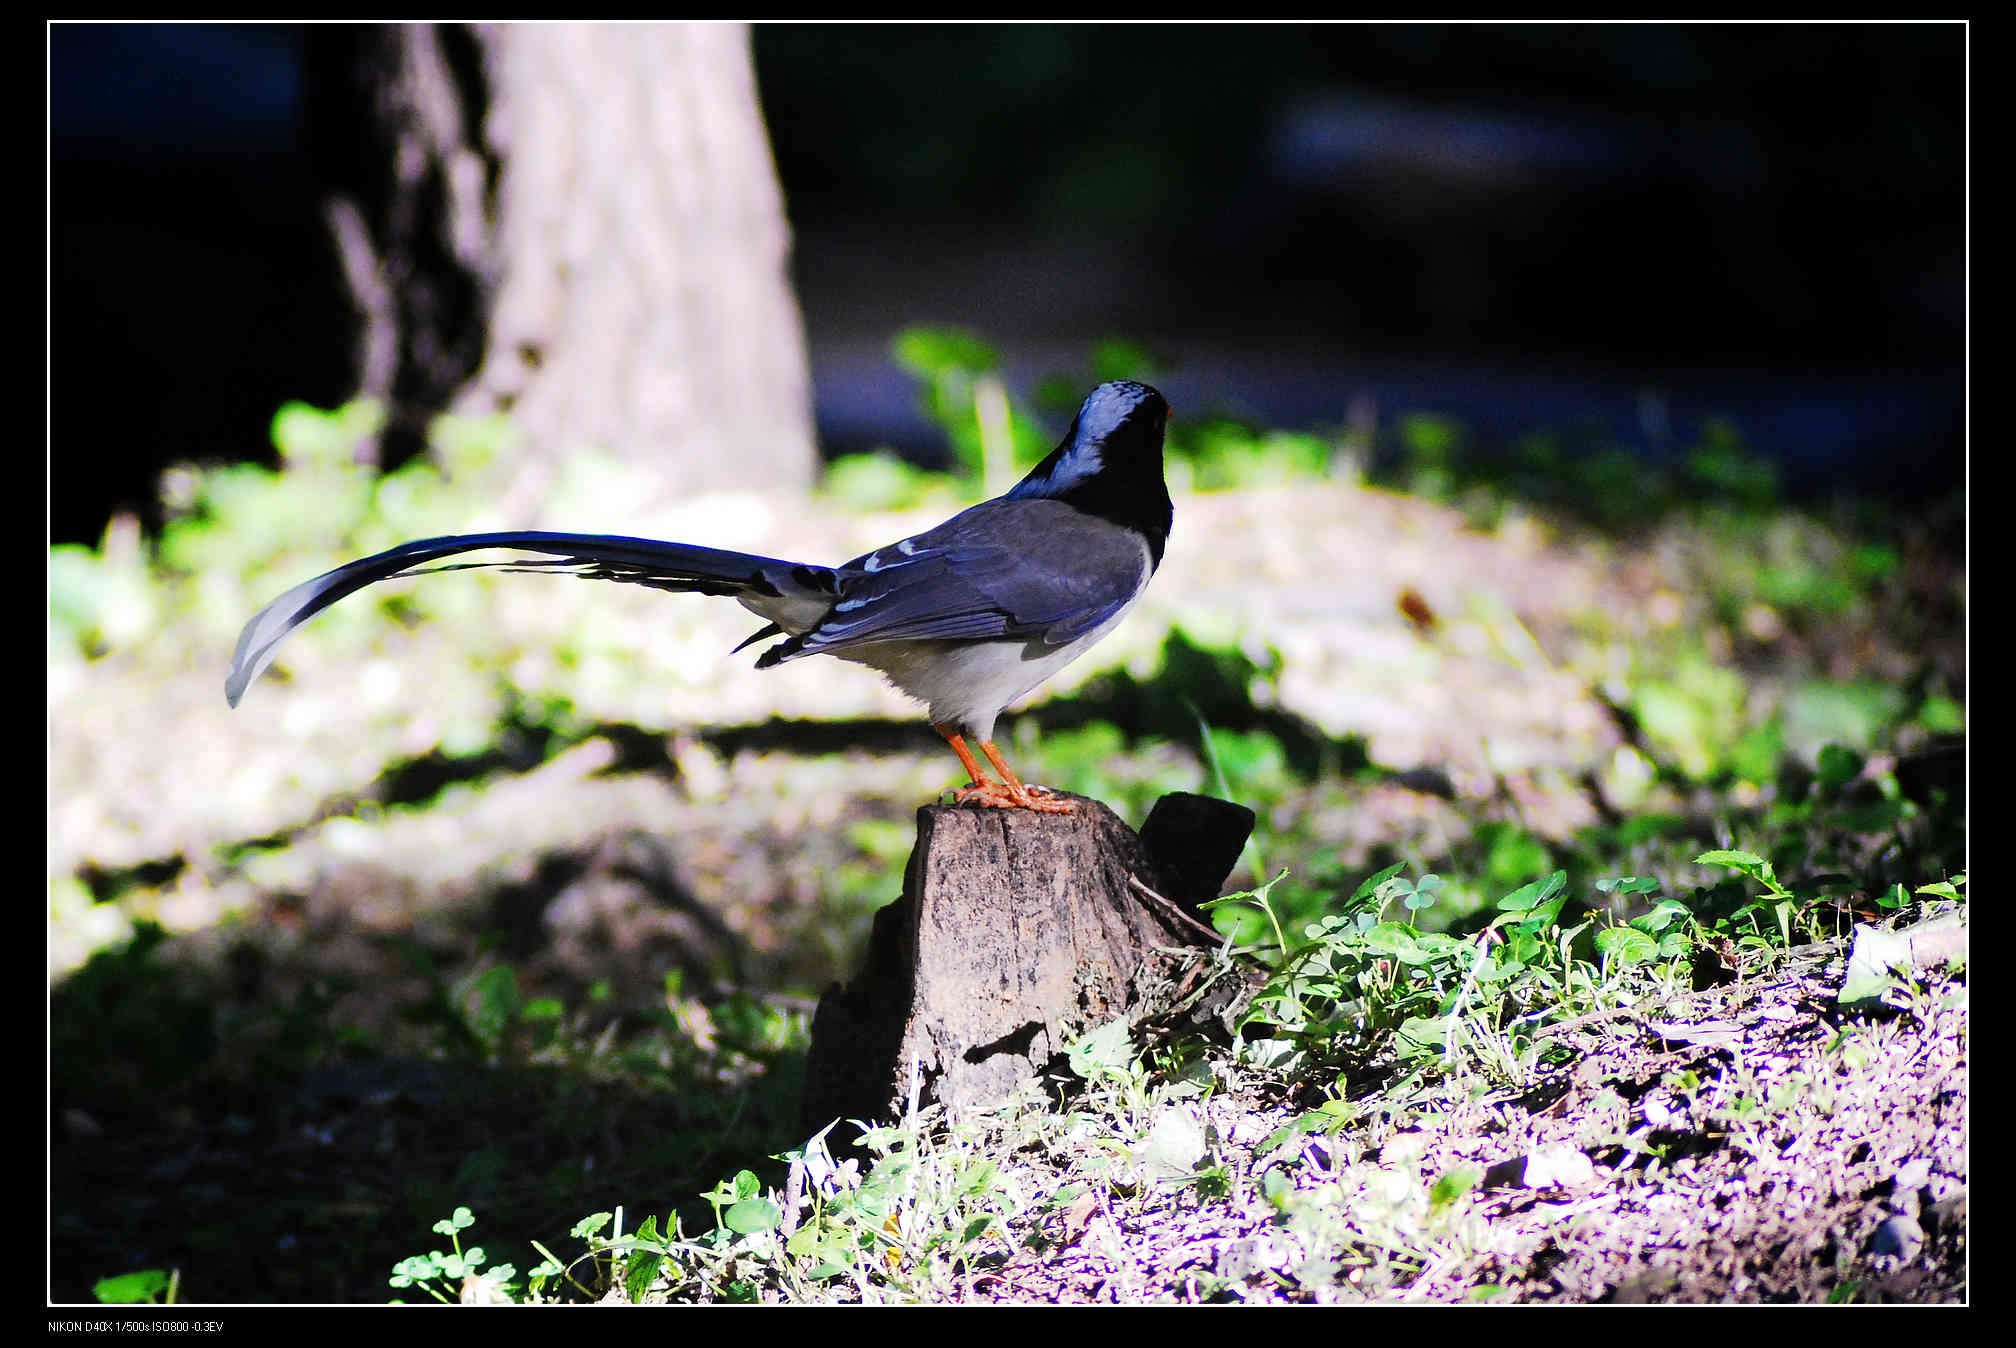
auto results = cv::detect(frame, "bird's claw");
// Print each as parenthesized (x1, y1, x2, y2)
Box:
(953, 781, 1075, 814)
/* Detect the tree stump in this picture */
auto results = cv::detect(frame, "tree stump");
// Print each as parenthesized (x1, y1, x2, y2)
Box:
(801, 791, 1256, 1130)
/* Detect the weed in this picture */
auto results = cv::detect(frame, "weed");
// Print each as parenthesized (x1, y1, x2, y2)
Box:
(92, 1269, 179, 1306)
(388, 1207, 526, 1305)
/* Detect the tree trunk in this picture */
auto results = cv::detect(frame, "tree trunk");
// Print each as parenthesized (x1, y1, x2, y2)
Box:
(306, 22, 815, 495)
(801, 793, 1259, 1130)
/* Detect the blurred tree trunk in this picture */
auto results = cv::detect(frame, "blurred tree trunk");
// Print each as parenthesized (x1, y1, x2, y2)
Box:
(305, 22, 815, 497)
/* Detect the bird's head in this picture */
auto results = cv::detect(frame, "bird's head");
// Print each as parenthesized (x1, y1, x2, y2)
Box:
(1008, 381, 1170, 502)
(1005, 381, 1173, 559)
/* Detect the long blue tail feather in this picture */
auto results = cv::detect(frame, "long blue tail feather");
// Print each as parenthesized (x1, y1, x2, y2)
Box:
(225, 531, 804, 707)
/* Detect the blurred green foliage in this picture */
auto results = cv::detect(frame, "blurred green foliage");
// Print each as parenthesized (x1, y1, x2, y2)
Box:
(891, 326, 1051, 494)
(818, 450, 961, 514)
(1630, 656, 1754, 783)
(50, 398, 518, 665)
(871, 325, 1926, 647)
(49, 532, 156, 659)
(1783, 681, 1910, 758)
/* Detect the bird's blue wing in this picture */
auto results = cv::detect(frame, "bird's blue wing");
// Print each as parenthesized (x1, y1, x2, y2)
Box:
(761, 499, 1151, 663)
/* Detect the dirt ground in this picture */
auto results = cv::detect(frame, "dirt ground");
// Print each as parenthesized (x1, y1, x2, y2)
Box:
(972, 925, 1967, 1305)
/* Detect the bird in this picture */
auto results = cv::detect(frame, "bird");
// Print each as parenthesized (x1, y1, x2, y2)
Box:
(226, 380, 1173, 814)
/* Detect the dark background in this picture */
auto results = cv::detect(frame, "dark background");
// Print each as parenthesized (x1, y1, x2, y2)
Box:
(50, 22, 1966, 546)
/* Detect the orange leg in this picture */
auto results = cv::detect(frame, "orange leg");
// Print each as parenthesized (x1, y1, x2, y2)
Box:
(934, 725, 1073, 813)
(936, 724, 994, 790)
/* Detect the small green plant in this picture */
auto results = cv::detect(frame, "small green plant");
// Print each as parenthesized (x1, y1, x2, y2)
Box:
(1691, 848, 1801, 953)
(388, 1207, 526, 1304)
(1223, 855, 1857, 1091)
(1199, 869, 1296, 959)
(780, 1118, 1021, 1297)
(92, 1269, 179, 1305)
(1233, 865, 1584, 1080)
(703, 1169, 784, 1237)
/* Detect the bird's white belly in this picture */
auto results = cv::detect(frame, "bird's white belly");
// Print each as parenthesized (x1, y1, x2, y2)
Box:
(844, 597, 1142, 743)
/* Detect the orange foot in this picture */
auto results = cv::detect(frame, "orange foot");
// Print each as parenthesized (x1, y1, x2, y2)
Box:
(953, 779, 1075, 813)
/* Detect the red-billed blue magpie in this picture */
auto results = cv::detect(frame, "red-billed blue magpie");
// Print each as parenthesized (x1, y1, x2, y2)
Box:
(226, 381, 1172, 813)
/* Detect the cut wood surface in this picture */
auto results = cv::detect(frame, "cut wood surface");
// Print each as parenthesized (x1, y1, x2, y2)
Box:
(802, 792, 1255, 1128)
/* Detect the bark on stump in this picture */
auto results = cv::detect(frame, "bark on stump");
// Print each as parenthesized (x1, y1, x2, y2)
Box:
(802, 791, 1256, 1130)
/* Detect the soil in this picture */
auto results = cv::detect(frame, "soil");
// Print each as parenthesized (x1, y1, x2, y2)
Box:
(985, 931, 1967, 1304)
